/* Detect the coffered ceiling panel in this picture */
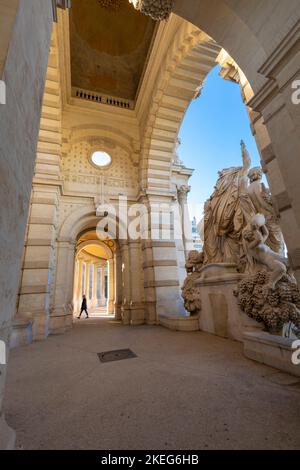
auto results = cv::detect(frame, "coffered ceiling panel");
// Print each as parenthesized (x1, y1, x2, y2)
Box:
(70, 0, 156, 101)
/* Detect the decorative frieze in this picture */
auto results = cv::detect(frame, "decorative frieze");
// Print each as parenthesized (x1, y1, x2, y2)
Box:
(63, 172, 136, 189)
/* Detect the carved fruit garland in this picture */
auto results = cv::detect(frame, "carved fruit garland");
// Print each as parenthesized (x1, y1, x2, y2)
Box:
(234, 270, 300, 332)
(129, 0, 174, 21)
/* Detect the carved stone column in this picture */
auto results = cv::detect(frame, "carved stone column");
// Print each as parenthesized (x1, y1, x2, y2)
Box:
(120, 242, 131, 325)
(73, 260, 79, 308)
(84, 261, 90, 300)
(91, 264, 98, 308)
(100, 264, 106, 307)
(114, 251, 123, 320)
(177, 185, 193, 257)
(76, 257, 84, 310)
(108, 258, 115, 314)
(129, 241, 145, 325)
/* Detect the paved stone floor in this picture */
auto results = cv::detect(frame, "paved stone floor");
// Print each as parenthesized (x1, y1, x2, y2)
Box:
(4, 319, 300, 450)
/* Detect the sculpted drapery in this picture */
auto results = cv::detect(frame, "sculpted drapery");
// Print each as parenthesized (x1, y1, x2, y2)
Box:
(203, 141, 284, 266)
(203, 141, 251, 264)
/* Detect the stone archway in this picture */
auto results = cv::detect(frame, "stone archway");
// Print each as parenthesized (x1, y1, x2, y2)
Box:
(74, 236, 116, 317)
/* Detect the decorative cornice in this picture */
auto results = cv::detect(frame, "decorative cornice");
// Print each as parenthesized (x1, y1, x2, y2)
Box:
(247, 78, 279, 112)
(258, 19, 300, 79)
(248, 20, 300, 112)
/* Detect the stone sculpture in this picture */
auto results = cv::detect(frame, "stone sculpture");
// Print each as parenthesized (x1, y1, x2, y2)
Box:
(182, 140, 299, 332)
(242, 214, 288, 289)
(185, 250, 204, 274)
(203, 140, 251, 264)
(234, 213, 300, 332)
(181, 251, 204, 315)
(173, 138, 183, 165)
(129, 0, 174, 21)
(202, 141, 284, 268)
(247, 167, 285, 255)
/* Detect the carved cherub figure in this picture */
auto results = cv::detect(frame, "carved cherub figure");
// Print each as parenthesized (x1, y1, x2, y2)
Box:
(247, 166, 285, 255)
(242, 214, 288, 289)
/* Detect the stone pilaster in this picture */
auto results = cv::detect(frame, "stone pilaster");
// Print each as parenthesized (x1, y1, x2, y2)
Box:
(141, 196, 187, 322)
(114, 251, 123, 320)
(84, 261, 91, 299)
(50, 239, 75, 333)
(17, 187, 60, 341)
(15, 24, 64, 340)
(75, 257, 83, 312)
(129, 241, 145, 325)
(91, 263, 98, 308)
(120, 242, 131, 325)
(177, 184, 193, 257)
(100, 264, 106, 307)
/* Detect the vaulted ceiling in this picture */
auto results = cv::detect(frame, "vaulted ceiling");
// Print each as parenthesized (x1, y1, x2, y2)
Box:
(69, 0, 156, 101)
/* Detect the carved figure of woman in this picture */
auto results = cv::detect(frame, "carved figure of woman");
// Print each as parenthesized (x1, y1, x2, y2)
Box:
(203, 140, 251, 264)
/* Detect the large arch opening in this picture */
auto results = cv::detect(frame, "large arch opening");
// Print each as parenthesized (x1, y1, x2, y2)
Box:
(178, 63, 265, 224)
(73, 231, 117, 318)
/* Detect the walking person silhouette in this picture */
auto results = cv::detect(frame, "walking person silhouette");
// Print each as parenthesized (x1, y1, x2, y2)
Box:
(78, 294, 89, 319)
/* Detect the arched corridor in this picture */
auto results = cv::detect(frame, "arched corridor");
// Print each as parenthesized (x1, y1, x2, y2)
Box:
(74, 233, 116, 317)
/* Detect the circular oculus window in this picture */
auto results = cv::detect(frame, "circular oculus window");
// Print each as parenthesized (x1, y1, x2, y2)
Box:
(91, 151, 112, 168)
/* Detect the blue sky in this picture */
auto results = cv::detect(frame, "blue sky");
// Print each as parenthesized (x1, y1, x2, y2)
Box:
(178, 65, 262, 221)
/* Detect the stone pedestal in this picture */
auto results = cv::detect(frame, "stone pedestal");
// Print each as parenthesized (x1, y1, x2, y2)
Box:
(49, 312, 73, 335)
(129, 303, 145, 326)
(10, 313, 33, 349)
(159, 314, 200, 332)
(121, 303, 131, 325)
(243, 331, 300, 378)
(195, 263, 263, 342)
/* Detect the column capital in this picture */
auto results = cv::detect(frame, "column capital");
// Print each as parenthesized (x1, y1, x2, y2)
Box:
(177, 185, 191, 204)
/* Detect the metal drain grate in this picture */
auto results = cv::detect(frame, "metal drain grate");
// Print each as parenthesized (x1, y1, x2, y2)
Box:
(98, 349, 137, 363)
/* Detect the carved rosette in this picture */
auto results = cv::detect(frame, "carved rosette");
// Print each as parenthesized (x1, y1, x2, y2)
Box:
(129, 0, 174, 21)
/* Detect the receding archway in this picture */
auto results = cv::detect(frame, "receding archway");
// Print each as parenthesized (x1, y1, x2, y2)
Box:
(73, 232, 116, 318)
